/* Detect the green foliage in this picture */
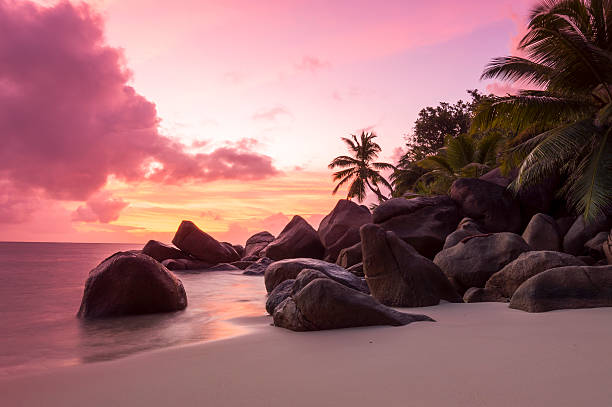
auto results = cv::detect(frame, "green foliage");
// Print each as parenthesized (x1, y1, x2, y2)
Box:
(472, 0, 612, 221)
(329, 132, 394, 203)
(413, 133, 503, 194)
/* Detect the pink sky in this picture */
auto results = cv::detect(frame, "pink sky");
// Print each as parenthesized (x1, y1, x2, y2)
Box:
(0, 0, 533, 244)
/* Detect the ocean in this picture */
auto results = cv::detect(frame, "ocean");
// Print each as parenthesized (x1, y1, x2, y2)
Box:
(0, 242, 266, 377)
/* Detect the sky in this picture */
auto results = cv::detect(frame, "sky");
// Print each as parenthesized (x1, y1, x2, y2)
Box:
(0, 0, 534, 244)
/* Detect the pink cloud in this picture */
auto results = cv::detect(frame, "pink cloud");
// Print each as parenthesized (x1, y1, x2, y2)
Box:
(0, 181, 40, 224)
(72, 192, 128, 223)
(294, 56, 330, 73)
(252, 106, 292, 121)
(0, 0, 278, 208)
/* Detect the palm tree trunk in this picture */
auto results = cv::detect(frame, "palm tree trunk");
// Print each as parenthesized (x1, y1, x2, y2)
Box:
(364, 179, 388, 202)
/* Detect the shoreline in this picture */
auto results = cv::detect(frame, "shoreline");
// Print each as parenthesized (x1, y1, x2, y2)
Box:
(3, 302, 612, 406)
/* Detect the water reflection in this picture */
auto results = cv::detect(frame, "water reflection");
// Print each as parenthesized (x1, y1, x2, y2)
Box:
(76, 271, 266, 364)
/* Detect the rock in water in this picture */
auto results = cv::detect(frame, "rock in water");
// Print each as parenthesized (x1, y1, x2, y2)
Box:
(449, 178, 522, 233)
(172, 220, 239, 264)
(373, 196, 461, 258)
(360, 224, 461, 306)
(243, 231, 275, 258)
(272, 278, 434, 331)
(77, 252, 187, 319)
(243, 257, 273, 276)
(264, 258, 368, 293)
(509, 265, 612, 312)
(484, 251, 586, 299)
(521, 213, 561, 251)
(433, 232, 531, 294)
(262, 216, 324, 260)
(142, 240, 191, 262)
(318, 199, 371, 262)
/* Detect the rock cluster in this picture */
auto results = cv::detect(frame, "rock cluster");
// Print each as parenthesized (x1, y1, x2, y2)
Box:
(77, 173, 612, 324)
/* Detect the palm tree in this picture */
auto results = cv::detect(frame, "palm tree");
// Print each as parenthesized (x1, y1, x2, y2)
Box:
(329, 132, 394, 202)
(415, 133, 503, 194)
(472, 0, 612, 221)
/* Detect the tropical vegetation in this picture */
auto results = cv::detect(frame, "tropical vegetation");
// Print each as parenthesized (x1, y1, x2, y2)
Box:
(328, 132, 394, 203)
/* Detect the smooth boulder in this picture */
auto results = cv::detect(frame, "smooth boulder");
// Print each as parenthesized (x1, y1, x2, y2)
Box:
(563, 215, 611, 255)
(361, 224, 461, 306)
(264, 258, 368, 294)
(485, 251, 586, 299)
(172, 221, 239, 264)
(265, 279, 295, 315)
(509, 265, 612, 312)
(336, 242, 362, 268)
(585, 232, 608, 259)
(373, 196, 461, 258)
(142, 240, 191, 262)
(433, 232, 531, 294)
(604, 230, 612, 264)
(262, 216, 324, 260)
(318, 199, 371, 262)
(243, 257, 273, 276)
(463, 287, 507, 303)
(521, 213, 561, 251)
(443, 218, 482, 249)
(77, 252, 187, 319)
(450, 178, 522, 233)
(273, 278, 434, 331)
(243, 231, 275, 258)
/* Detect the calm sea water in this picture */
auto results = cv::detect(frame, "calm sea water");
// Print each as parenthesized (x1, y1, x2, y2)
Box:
(0, 242, 267, 377)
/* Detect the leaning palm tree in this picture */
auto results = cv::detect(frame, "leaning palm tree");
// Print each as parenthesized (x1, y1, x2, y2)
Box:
(415, 133, 503, 194)
(472, 0, 612, 221)
(329, 132, 394, 202)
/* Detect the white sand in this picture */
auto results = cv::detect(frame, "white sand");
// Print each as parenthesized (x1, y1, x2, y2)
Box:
(2, 302, 612, 407)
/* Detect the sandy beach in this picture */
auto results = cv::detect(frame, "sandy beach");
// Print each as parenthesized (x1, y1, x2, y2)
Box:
(2, 302, 611, 407)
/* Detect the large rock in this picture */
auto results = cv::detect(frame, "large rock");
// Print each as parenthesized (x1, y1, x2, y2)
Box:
(243, 231, 274, 258)
(521, 213, 561, 251)
(373, 196, 461, 258)
(262, 216, 324, 260)
(463, 287, 507, 303)
(450, 178, 522, 233)
(142, 240, 191, 262)
(485, 251, 586, 299)
(318, 200, 371, 262)
(479, 167, 514, 187)
(433, 232, 531, 294)
(77, 252, 187, 319)
(336, 242, 362, 268)
(242, 257, 273, 276)
(172, 221, 239, 264)
(563, 215, 611, 255)
(265, 279, 295, 315)
(264, 258, 368, 294)
(585, 232, 608, 259)
(442, 218, 482, 249)
(272, 278, 434, 331)
(509, 265, 612, 312)
(360, 224, 461, 306)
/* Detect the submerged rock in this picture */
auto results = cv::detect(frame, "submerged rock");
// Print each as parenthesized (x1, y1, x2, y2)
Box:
(361, 224, 461, 307)
(77, 252, 187, 319)
(242, 257, 273, 276)
(263, 216, 324, 260)
(509, 265, 612, 312)
(273, 278, 434, 331)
